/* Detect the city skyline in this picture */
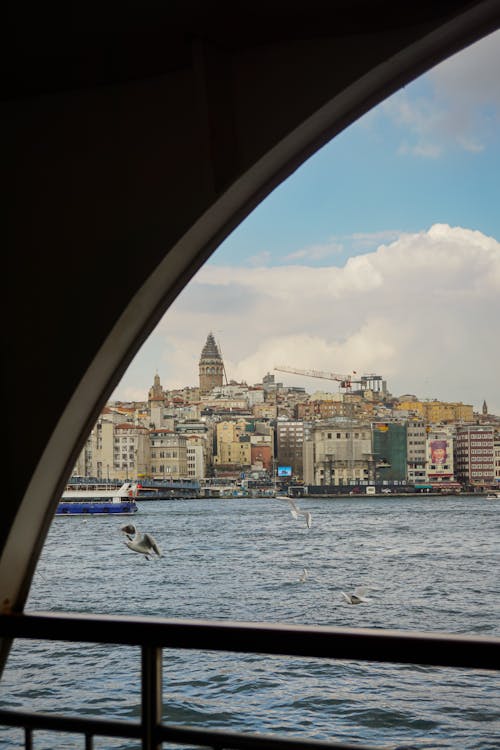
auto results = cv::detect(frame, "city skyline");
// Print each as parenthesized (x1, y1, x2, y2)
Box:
(113, 30, 500, 414)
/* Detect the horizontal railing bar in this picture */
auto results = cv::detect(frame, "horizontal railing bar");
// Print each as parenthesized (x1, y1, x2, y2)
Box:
(0, 710, 384, 750)
(1, 612, 499, 670)
(158, 722, 388, 750)
(0, 708, 140, 740)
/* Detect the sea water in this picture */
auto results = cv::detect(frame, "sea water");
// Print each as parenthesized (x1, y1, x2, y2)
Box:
(0, 495, 499, 749)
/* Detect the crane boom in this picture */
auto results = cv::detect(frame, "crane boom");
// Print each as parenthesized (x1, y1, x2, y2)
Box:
(274, 365, 355, 387)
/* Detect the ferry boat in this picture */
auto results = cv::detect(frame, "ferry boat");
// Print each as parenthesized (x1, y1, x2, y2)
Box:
(56, 482, 139, 515)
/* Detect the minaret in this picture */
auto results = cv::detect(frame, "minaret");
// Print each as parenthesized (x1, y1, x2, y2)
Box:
(199, 333, 224, 395)
(148, 373, 166, 428)
(482, 400, 488, 416)
(148, 373, 165, 402)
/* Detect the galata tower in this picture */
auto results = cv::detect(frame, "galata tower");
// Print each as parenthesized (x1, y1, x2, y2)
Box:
(199, 332, 224, 395)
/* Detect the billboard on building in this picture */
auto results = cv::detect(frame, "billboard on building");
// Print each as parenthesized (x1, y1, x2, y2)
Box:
(427, 437, 452, 476)
(429, 439, 448, 465)
(277, 465, 292, 477)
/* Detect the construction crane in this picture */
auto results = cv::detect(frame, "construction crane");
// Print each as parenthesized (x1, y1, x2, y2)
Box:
(274, 365, 361, 391)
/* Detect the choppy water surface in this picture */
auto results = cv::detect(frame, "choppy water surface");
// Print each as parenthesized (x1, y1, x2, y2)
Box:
(1, 495, 499, 749)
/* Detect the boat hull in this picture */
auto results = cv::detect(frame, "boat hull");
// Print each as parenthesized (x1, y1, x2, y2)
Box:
(56, 501, 138, 515)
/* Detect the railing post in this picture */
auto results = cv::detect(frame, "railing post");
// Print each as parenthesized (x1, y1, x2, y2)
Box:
(141, 645, 163, 750)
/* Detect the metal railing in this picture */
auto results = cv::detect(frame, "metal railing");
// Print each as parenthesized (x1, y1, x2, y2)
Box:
(1, 612, 499, 750)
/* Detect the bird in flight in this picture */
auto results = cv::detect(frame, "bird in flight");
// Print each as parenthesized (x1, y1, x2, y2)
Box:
(277, 496, 312, 529)
(341, 586, 372, 604)
(298, 568, 309, 582)
(120, 523, 162, 560)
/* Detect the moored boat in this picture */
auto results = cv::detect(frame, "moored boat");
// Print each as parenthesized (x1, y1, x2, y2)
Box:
(56, 482, 139, 515)
(485, 491, 500, 500)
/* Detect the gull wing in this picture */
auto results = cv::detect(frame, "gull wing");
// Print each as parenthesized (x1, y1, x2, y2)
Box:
(353, 586, 370, 598)
(144, 533, 162, 557)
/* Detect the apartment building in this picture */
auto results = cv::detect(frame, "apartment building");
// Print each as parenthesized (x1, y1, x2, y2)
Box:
(406, 419, 427, 485)
(425, 428, 455, 486)
(149, 429, 188, 479)
(113, 423, 150, 479)
(276, 420, 308, 478)
(454, 425, 495, 488)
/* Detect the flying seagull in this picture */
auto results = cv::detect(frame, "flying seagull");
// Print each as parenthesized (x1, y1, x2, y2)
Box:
(277, 496, 312, 529)
(341, 586, 371, 605)
(120, 523, 162, 560)
(298, 568, 309, 582)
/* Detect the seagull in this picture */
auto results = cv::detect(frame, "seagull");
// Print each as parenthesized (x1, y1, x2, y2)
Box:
(277, 496, 312, 529)
(120, 523, 162, 560)
(298, 568, 308, 582)
(341, 586, 371, 605)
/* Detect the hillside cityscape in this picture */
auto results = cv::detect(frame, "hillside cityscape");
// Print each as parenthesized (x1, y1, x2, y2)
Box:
(73, 333, 500, 496)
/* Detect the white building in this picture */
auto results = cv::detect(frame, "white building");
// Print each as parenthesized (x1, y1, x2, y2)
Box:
(406, 419, 427, 484)
(303, 421, 374, 486)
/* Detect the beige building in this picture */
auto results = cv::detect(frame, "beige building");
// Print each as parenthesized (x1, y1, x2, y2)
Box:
(111, 423, 150, 479)
(186, 436, 206, 479)
(214, 420, 252, 468)
(303, 421, 375, 486)
(252, 402, 278, 419)
(396, 399, 473, 423)
(148, 429, 188, 479)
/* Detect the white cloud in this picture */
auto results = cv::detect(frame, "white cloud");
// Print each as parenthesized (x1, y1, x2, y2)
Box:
(115, 225, 500, 414)
(247, 250, 272, 266)
(381, 30, 500, 157)
(285, 241, 343, 261)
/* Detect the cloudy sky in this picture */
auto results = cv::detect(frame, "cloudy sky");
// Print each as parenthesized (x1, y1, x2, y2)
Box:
(115, 31, 500, 414)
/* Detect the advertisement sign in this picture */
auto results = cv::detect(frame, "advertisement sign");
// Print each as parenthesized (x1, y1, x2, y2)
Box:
(277, 466, 292, 477)
(429, 439, 448, 465)
(427, 437, 452, 477)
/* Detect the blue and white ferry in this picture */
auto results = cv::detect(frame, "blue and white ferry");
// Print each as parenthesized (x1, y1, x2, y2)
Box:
(56, 482, 139, 516)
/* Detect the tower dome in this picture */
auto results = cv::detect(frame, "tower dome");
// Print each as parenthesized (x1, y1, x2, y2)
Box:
(199, 333, 224, 395)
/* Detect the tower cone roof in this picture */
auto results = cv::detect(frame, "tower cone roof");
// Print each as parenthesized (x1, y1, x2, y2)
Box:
(200, 332, 221, 361)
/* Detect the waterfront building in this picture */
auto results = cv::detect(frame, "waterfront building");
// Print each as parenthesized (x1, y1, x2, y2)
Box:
(276, 420, 307, 479)
(148, 429, 188, 479)
(454, 425, 495, 489)
(406, 419, 427, 485)
(494, 435, 500, 486)
(303, 421, 375, 487)
(199, 332, 225, 395)
(425, 428, 455, 487)
(372, 422, 407, 483)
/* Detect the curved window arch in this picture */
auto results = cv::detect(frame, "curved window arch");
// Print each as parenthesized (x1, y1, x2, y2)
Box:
(2, 16, 500, 750)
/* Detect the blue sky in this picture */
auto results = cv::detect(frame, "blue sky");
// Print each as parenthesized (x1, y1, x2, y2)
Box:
(115, 30, 500, 414)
